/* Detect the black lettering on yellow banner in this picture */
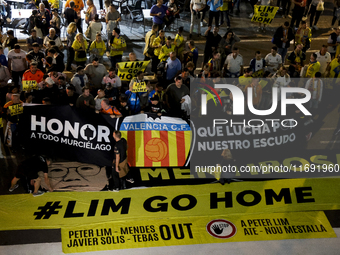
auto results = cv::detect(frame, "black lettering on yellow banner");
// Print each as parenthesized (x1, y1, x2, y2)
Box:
(1, 178, 340, 231)
(8, 104, 24, 116)
(117, 61, 150, 81)
(61, 211, 335, 253)
(132, 82, 147, 93)
(22, 80, 38, 91)
(252, 5, 279, 24)
(252, 69, 264, 78)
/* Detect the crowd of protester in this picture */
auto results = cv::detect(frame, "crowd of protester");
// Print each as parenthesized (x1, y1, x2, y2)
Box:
(0, 0, 340, 195)
(1, 0, 340, 152)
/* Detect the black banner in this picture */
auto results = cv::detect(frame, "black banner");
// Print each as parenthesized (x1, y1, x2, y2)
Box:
(21, 105, 123, 166)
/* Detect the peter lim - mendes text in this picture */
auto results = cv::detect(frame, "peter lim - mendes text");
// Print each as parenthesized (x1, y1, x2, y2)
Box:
(195, 164, 340, 174)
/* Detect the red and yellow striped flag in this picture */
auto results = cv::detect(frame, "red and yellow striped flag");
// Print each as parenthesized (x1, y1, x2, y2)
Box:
(120, 114, 191, 167)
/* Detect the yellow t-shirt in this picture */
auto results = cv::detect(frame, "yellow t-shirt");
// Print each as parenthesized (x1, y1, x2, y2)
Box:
(239, 75, 252, 87)
(65, 0, 84, 12)
(110, 36, 126, 57)
(159, 44, 176, 62)
(220, 0, 229, 11)
(89, 40, 106, 56)
(305, 61, 320, 78)
(328, 58, 340, 87)
(152, 36, 164, 57)
(72, 39, 88, 62)
(174, 33, 184, 53)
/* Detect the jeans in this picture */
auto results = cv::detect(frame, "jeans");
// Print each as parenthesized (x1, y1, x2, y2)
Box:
(304, 0, 312, 16)
(291, 6, 305, 28)
(152, 55, 160, 73)
(77, 18, 83, 34)
(190, 12, 201, 34)
(67, 47, 75, 70)
(208, 11, 220, 27)
(110, 55, 122, 70)
(332, 7, 340, 26)
(12, 70, 25, 87)
(281, 0, 291, 16)
(278, 48, 288, 64)
(234, 0, 240, 11)
(309, 5, 322, 27)
(220, 11, 230, 26)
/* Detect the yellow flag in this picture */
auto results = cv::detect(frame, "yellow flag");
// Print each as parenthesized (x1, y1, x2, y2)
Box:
(252, 5, 279, 24)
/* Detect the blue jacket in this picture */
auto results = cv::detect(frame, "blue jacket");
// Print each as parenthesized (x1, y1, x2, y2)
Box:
(207, 0, 223, 12)
(125, 90, 141, 114)
(249, 58, 266, 73)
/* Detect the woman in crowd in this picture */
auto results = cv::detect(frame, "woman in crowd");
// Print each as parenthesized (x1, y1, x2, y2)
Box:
(219, 30, 240, 70)
(66, 22, 77, 71)
(86, 14, 102, 47)
(72, 32, 88, 67)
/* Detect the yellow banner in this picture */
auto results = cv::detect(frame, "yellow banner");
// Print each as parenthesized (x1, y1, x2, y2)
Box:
(0, 117, 3, 128)
(61, 211, 335, 253)
(252, 69, 264, 78)
(0, 178, 340, 231)
(9, 104, 24, 116)
(117, 61, 150, 81)
(132, 81, 147, 93)
(22, 80, 38, 91)
(252, 5, 279, 24)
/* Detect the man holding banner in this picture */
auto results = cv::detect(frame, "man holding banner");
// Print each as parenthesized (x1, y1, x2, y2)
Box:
(256, 0, 271, 32)
(251, 1, 279, 32)
(125, 71, 149, 114)
(22, 62, 44, 92)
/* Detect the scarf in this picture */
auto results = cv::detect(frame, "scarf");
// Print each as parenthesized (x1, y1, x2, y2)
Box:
(75, 74, 85, 88)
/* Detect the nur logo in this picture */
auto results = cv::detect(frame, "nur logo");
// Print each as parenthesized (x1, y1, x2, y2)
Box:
(201, 84, 312, 116)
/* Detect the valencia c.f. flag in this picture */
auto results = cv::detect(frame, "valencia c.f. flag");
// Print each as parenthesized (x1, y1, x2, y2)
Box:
(120, 114, 191, 167)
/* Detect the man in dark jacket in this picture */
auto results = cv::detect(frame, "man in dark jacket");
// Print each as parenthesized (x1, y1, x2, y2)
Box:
(273, 21, 295, 64)
(203, 26, 222, 66)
